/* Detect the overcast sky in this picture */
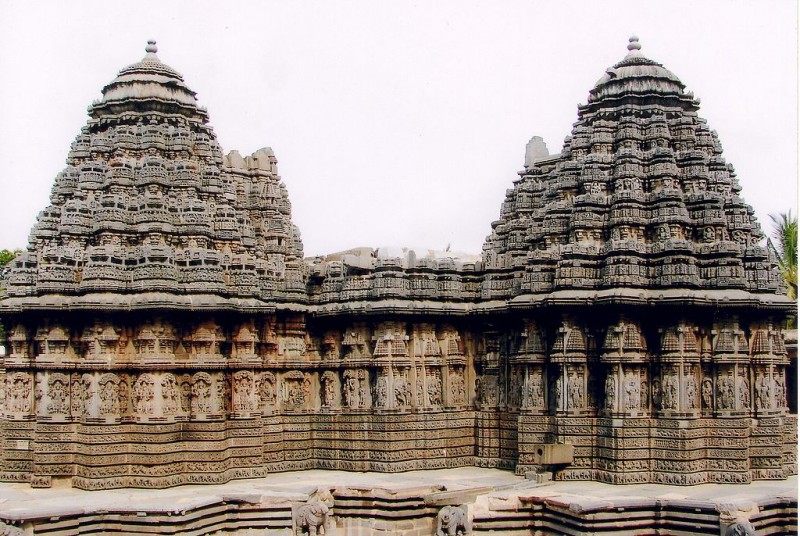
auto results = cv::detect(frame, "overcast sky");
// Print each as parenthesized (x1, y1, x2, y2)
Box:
(0, 0, 796, 258)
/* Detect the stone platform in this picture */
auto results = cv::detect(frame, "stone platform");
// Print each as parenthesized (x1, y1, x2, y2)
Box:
(0, 468, 794, 535)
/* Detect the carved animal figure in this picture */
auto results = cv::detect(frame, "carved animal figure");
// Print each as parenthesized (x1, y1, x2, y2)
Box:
(725, 521, 756, 536)
(294, 492, 333, 536)
(436, 505, 470, 536)
(0, 521, 24, 536)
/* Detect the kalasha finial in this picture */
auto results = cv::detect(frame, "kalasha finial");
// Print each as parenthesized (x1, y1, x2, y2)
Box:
(627, 36, 641, 51)
(145, 40, 158, 54)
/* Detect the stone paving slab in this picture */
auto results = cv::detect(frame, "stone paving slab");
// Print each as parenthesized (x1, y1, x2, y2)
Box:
(0, 469, 794, 521)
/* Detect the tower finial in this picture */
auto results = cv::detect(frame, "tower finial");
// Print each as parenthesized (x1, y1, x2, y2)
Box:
(145, 40, 158, 54)
(627, 36, 641, 52)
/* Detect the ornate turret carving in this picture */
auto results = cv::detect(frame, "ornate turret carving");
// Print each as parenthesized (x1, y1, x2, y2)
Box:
(3, 41, 304, 306)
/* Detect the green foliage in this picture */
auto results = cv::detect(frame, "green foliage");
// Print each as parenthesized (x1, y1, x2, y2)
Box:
(770, 211, 798, 301)
(0, 248, 22, 343)
(0, 249, 21, 268)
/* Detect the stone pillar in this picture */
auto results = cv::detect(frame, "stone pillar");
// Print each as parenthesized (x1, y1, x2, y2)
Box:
(648, 321, 706, 484)
(655, 323, 701, 418)
(514, 320, 547, 414)
(474, 329, 502, 467)
(596, 317, 650, 483)
(750, 320, 789, 416)
(545, 316, 598, 480)
(601, 318, 649, 418)
(707, 316, 752, 483)
(748, 319, 791, 479)
(711, 319, 750, 417)
(548, 317, 591, 416)
(440, 325, 467, 409)
(372, 322, 409, 411)
(513, 320, 549, 475)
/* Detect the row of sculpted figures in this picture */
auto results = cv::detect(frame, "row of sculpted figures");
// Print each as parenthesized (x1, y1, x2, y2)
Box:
(473, 360, 789, 416)
(0, 313, 791, 420)
(474, 315, 790, 418)
(5, 360, 782, 422)
(0, 364, 471, 421)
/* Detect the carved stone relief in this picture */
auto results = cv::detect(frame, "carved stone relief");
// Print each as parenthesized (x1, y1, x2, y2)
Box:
(436, 505, 471, 536)
(232, 370, 256, 412)
(320, 371, 338, 408)
(191, 372, 214, 415)
(448, 367, 466, 406)
(283, 371, 311, 410)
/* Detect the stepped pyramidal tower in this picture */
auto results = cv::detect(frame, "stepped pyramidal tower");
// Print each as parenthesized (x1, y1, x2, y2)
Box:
(0, 38, 794, 490)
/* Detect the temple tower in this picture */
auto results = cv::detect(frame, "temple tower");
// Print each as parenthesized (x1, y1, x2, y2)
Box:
(485, 37, 793, 484)
(0, 41, 306, 488)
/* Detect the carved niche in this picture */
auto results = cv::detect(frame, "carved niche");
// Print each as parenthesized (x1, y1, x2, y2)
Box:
(81, 322, 123, 360)
(133, 322, 178, 359)
(282, 371, 312, 410)
(187, 322, 225, 360)
(6, 372, 33, 416)
(34, 325, 72, 362)
(342, 369, 369, 409)
(232, 323, 260, 361)
(191, 372, 214, 416)
(232, 370, 257, 414)
(320, 371, 338, 408)
(132, 373, 157, 417)
(342, 323, 372, 360)
(258, 371, 277, 411)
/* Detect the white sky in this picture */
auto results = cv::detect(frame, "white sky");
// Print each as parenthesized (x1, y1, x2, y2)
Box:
(0, 0, 796, 258)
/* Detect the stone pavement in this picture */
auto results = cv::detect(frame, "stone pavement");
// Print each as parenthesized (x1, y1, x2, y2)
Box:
(0, 468, 794, 534)
(0, 468, 514, 520)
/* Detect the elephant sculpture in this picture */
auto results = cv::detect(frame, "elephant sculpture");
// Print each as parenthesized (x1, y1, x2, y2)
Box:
(725, 521, 756, 536)
(436, 505, 470, 536)
(294, 490, 333, 536)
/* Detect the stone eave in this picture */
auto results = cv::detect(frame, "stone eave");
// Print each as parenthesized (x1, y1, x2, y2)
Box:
(311, 299, 476, 317)
(508, 288, 795, 312)
(1, 288, 792, 318)
(89, 98, 204, 120)
(0, 293, 277, 314)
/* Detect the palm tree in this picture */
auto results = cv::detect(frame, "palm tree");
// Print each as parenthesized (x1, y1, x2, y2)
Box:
(769, 211, 798, 300)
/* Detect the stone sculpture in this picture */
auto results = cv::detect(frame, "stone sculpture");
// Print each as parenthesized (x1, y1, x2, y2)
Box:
(685, 376, 697, 410)
(293, 491, 333, 536)
(725, 522, 757, 536)
(320, 371, 337, 407)
(702, 378, 713, 409)
(0, 522, 24, 536)
(605, 374, 616, 410)
(436, 505, 471, 536)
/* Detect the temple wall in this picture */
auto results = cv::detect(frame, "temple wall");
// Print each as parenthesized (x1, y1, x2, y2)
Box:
(0, 306, 793, 489)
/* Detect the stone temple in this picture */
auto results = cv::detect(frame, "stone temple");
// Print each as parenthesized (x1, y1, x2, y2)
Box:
(0, 37, 795, 534)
